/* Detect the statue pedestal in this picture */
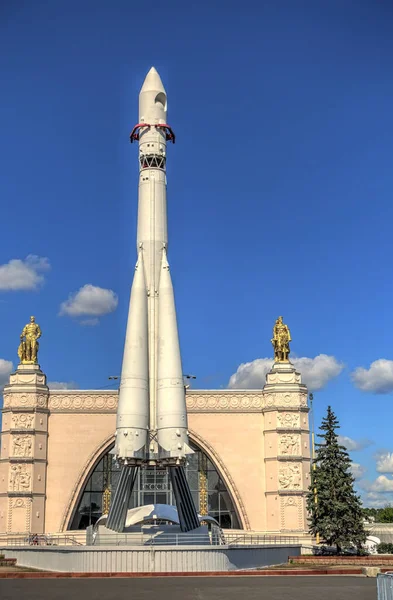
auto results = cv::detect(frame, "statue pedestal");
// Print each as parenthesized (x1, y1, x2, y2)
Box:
(262, 361, 310, 533)
(0, 364, 49, 535)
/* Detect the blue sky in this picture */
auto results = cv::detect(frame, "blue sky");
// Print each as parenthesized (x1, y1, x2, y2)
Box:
(1, 0, 393, 506)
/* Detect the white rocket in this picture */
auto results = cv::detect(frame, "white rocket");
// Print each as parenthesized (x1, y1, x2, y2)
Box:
(114, 67, 192, 465)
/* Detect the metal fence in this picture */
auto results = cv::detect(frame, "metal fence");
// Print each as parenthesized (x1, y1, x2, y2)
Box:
(378, 573, 393, 600)
(89, 531, 301, 547)
(0, 531, 300, 548)
(0, 533, 82, 547)
(224, 534, 300, 546)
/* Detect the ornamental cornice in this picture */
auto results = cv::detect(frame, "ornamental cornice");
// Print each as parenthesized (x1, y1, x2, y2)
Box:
(48, 392, 118, 412)
(47, 390, 265, 413)
(40, 389, 308, 413)
(3, 393, 48, 410)
(186, 392, 263, 412)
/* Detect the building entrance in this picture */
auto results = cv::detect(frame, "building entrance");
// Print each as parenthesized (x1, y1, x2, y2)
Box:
(69, 441, 240, 530)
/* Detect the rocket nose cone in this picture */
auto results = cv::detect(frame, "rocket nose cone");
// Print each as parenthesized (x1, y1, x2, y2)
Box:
(140, 66, 166, 95)
(139, 67, 167, 122)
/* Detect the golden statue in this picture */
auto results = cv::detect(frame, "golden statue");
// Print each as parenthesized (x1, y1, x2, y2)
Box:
(271, 316, 291, 362)
(18, 316, 42, 365)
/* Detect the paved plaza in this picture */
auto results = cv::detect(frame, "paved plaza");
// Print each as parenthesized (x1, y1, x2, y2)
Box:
(0, 576, 376, 600)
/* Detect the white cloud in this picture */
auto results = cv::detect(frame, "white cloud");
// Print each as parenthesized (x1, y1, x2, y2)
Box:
(351, 463, 366, 480)
(59, 284, 118, 318)
(0, 359, 13, 389)
(370, 476, 393, 493)
(361, 476, 393, 493)
(0, 255, 50, 291)
(228, 354, 343, 391)
(361, 491, 393, 508)
(292, 355, 344, 391)
(228, 358, 273, 389)
(47, 381, 78, 390)
(80, 318, 99, 327)
(375, 452, 393, 474)
(351, 359, 393, 394)
(338, 436, 373, 452)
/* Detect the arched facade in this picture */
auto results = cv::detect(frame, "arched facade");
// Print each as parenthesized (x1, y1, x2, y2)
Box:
(67, 437, 241, 530)
(1, 373, 311, 536)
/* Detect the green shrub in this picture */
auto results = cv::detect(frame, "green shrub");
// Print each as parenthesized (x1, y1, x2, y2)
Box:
(377, 543, 393, 554)
(355, 548, 370, 556)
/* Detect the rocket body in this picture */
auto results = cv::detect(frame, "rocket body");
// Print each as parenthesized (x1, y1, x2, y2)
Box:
(115, 68, 192, 464)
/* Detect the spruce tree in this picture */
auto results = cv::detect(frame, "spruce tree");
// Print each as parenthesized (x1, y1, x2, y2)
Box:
(307, 406, 366, 553)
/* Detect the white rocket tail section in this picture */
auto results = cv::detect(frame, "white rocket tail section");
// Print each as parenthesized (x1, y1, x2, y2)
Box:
(115, 252, 149, 460)
(157, 249, 192, 458)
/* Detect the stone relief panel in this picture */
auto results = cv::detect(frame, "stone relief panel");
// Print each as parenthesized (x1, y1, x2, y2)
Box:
(264, 394, 275, 408)
(9, 465, 31, 492)
(278, 463, 302, 490)
(266, 371, 301, 385)
(12, 435, 32, 457)
(280, 496, 303, 530)
(3, 393, 48, 409)
(279, 434, 301, 456)
(299, 394, 308, 407)
(11, 414, 34, 429)
(9, 372, 46, 386)
(277, 413, 300, 429)
(7, 497, 31, 534)
(263, 392, 307, 408)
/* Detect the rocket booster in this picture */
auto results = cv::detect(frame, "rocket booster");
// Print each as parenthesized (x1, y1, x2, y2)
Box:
(115, 67, 192, 464)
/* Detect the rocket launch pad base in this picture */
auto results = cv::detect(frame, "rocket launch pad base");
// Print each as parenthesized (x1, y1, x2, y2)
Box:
(106, 464, 200, 534)
(106, 465, 200, 533)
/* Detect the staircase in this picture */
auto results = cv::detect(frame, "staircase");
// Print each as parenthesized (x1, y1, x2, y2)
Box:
(0, 554, 17, 568)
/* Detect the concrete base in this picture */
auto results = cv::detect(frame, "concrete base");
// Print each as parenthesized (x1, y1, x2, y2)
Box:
(89, 524, 214, 546)
(362, 566, 381, 577)
(1, 544, 302, 572)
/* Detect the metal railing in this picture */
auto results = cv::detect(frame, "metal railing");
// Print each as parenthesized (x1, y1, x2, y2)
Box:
(0, 531, 301, 548)
(378, 573, 393, 600)
(224, 534, 300, 546)
(90, 532, 300, 547)
(0, 533, 83, 547)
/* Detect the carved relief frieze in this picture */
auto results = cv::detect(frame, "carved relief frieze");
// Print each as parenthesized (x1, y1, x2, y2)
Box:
(278, 463, 302, 490)
(299, 394, 308, 407)
(279, 434, 301, 456)
(48, 394, 118, 411)
(12, 435, 32, 457)
(186, 394, 262, 412)
(280, 495, 304, 530)
(266, 370, 301, 385)
(47, 392, 263, 412)
(277, 413, 300, 429)
(3, 393, 48, 409)
(9, 464, 31, 492)
(8, 372, 46, 386)
(7, 497, 31, 533)
(263, 392, 308, 409)
(11, 414, 34, 429)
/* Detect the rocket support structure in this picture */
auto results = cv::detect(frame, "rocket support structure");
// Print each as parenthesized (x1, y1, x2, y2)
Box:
(107, 68, 199, 533)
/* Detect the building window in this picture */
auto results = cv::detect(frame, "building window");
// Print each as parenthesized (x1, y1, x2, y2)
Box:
(69, 441, 241, 530)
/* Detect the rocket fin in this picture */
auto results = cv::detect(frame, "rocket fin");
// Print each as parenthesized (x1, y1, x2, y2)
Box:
(115, 252, 149, 460)
(156, 249, 193, 459)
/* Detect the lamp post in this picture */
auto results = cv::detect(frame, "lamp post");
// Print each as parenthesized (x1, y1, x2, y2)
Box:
(309, 392, 319, 544)
(183, 374, 196, 390)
